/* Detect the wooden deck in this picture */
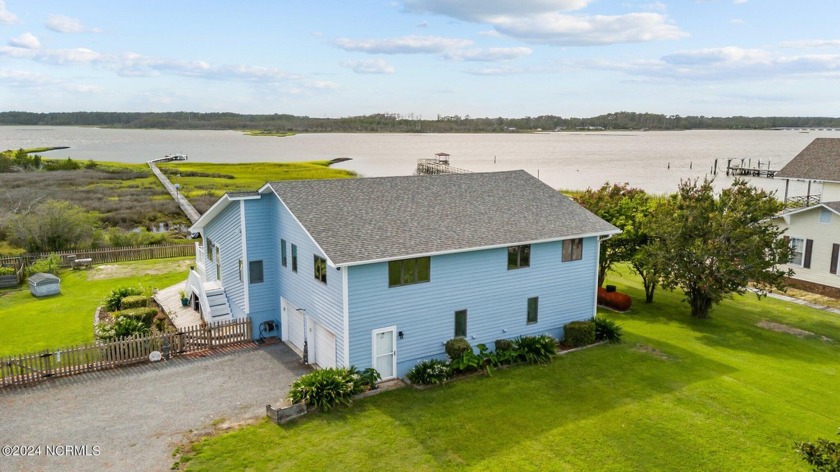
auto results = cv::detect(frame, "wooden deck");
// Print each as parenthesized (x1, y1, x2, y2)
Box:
(155, 283, 203, 330)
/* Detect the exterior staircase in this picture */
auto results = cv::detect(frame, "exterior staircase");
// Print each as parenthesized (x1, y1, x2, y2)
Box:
(203, 281, 233, 322)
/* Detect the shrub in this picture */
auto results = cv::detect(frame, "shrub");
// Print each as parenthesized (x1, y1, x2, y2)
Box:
(347, 366, 381, 390)
(444, 337, 471, 360)
(513, 334, 557, 364)
(29, 254, 63, 276)
(0, 266, 15, 276)
(450, 349, 482, 374)
(120, 295, 150, 310)
(116, 307, 158, 326)
(795, 427, 840, 472)
(97, 316, 150, 340)
(597, 287, 632, 311)
(104, 286, 144, 311)
(494, 338, 514, 352)
(288, 368, 360, 411)
(593, 317, 623, 343)
(564, 321, 596, 347)
(406, 359, 453, 385)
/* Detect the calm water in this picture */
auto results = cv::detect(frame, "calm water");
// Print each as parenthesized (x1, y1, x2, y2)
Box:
(1, 126, 835, 195)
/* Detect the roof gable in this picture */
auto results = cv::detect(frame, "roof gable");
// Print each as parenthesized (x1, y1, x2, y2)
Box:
(266, 170, 618, 266)
(775, 138, 840, 182)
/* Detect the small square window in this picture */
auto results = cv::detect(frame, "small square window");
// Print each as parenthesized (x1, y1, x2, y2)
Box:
(281, 239, 287, 267)
(249, 260, 264, 284)
(454, 310, 467, 338)
(507, 245, 531, 270)
(820, 208, 832, 224)
(291, 244, 298, 272)
(314, 256, 327, 284)
(562, 238, 583, 262)
(527, 297, 538, 324)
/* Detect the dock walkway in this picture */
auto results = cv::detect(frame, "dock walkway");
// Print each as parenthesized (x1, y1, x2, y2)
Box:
(148, 155, 201, 224)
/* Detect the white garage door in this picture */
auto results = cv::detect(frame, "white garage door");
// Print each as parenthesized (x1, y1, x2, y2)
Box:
(285, 300, 305, 354)
(313, 321, 337, 369)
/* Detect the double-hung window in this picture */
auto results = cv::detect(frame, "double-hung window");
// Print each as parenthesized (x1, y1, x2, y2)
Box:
(562, 238, 583, 262)
(789, 237, 805, 266)
(281, 239, 287, 267)
(291, 244, 298, 272)
(507, 245, 531, 270)
(314, 256, 327, 284)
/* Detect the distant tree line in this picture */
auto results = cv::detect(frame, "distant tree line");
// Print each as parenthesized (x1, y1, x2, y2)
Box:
(2, 111, 840, 132)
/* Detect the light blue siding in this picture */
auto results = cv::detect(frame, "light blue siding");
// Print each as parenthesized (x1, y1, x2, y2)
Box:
(244, 197, 279, 338)
(274, 199, 346, 367)
(347, 238, 599, 377)
(203, 201, 246, 316)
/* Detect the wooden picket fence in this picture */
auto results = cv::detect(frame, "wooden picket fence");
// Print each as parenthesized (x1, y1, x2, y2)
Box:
(0, 317, 252, 388)
(10, 243, 196, 267)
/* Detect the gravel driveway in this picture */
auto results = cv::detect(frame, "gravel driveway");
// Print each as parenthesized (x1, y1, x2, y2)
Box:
(0, 342, 309, 472)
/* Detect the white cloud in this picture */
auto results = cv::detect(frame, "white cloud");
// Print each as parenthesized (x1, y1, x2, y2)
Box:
(445, 46, 532, 61)
(335, 35, 472, 54)
(0, 0, 19, 24)
(403, 0, 592, 22)
(403, 0, 685, 46)
(341, 58, 396, 74)
(493, 12, 687, 45)
(589, 46, 840, 81)
(46, 15, 101, 33)
(9, 33, 40, 49)
(0, 46, 104, 64)
(780, 39, 840, 49)
(0, 68, 101, 94)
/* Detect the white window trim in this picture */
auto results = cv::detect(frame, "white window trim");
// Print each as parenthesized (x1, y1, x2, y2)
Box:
(788, 235, 806, 268)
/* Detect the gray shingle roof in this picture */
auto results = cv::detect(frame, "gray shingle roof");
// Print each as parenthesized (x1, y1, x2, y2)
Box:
(775, 138, 840, 182)
(266, 170, 618, 266)
(822, 201, 840, 213)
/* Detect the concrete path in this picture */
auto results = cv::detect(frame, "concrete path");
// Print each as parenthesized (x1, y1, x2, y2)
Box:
(0, 342, 310, 472)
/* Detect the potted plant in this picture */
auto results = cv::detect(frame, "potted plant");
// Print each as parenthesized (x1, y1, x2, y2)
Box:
(178, 289, 189, 307)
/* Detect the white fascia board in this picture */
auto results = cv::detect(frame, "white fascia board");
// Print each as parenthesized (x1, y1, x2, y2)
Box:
(335, 228, 622, 268)
(189, 193, 261, 233)
(779, 203, 840, 219)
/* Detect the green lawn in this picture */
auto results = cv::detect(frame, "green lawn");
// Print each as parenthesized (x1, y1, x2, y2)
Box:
(0, 257, 192, 356)
(178, 267, 840, 471)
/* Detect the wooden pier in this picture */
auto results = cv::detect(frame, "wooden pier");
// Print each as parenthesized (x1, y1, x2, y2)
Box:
(148, 154, 201, 224)
(416, 152, 472, 175)
(723, 158, 778, 178)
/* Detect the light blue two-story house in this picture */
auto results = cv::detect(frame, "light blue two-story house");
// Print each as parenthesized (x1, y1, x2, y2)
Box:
(185, 170, 618, 379)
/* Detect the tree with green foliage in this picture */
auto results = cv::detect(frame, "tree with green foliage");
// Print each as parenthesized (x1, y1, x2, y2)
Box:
(575, 182, 651, 287)
(796, 428, 840, 472)
(7, 200, 100, 252)
(646, 178, 791, 318)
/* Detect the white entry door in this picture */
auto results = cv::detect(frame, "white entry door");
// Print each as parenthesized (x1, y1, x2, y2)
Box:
(372, 326, 397, 380)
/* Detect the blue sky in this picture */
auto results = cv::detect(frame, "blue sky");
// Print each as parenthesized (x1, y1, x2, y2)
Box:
(1, 0, 839, 117)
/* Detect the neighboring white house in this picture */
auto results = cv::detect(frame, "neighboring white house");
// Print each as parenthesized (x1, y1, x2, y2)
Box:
(774, 138, 840, 296)
(773, 202, 840, 296)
